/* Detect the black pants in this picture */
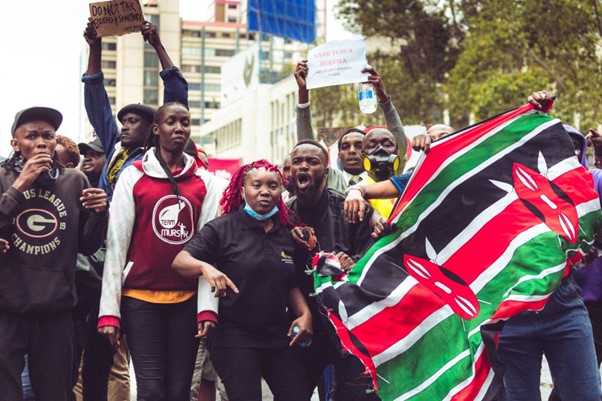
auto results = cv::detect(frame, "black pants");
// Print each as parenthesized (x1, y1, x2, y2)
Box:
(210, 343, 309, 401)
(121, 296, 199, 401)
(0, 311, 73, 401)
(81, 306, 116, 401)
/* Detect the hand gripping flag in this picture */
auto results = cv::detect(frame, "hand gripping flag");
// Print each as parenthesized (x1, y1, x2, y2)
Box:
(313, 101, 602, 401)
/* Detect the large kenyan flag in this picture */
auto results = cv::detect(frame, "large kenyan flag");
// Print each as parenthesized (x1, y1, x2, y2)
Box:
(314, 102, 602, 401)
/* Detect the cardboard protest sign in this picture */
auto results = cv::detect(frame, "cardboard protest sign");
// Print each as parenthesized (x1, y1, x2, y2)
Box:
(306, 39, 370, 90)
(89, 0, 144, 37)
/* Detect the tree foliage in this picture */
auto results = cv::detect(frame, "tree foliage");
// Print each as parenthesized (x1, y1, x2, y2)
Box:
(318, 0, 602, 132)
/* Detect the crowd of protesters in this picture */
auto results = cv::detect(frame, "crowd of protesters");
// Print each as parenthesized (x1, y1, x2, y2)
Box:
(1, 19, 601, 401)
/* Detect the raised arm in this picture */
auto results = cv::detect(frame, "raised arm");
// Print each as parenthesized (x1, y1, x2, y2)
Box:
(295, 60, 314, 141)
(142, 22, 189, 106)
(82, 20, 120, 155)
(363, 66, 407, 174)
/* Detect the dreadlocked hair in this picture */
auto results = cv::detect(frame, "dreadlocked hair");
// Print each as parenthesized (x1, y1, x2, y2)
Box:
(143, 102, 190, 201)
(220, 159, 297, 228)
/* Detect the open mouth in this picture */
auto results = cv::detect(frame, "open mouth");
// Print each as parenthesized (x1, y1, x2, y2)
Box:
(346, 157, 361, 164)
(296, 172, 311, 189)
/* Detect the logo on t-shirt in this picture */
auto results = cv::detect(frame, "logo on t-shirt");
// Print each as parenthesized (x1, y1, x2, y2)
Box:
(11, 189, 68, 255)
(152, 195, 195, 245)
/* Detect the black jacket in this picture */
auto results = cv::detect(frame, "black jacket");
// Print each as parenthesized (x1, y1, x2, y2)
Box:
(0, 166, 108, 315)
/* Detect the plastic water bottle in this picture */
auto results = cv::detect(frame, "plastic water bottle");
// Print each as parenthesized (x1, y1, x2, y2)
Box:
(292, 325, 312, 348)
(358, 83, 378, 114)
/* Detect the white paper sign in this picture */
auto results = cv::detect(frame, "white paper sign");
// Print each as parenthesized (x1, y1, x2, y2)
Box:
(306, 39, 370, 90)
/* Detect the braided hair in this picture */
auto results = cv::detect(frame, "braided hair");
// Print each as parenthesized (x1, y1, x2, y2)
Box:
(220, 159, 296, 228)
(144, 102, 190, 200)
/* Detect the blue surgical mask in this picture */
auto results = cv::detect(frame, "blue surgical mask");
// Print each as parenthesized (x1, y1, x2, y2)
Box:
(244, 203, 279, 221)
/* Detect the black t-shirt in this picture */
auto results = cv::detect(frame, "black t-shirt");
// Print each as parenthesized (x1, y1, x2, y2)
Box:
(184, 209, 298, 348)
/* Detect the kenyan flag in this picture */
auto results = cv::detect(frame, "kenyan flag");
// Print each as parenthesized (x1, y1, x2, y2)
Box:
(314, 102, 602, 401)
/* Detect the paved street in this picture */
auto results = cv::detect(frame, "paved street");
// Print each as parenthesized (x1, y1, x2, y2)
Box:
(129, 358, 559, 400)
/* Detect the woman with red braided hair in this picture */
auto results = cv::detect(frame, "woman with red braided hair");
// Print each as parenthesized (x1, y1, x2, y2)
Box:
(173, 159, 313, 401)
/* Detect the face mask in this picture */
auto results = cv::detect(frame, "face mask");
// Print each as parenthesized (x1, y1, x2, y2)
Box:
(244, 203, 279, 221)
(363, 145, 400, 181)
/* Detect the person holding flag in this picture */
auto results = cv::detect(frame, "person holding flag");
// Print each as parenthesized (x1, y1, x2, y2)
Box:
(497, 91, 602, 401)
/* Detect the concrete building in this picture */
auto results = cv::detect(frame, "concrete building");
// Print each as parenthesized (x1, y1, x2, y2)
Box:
(95, 0, 181, 116)
(86, 0, 323, 163)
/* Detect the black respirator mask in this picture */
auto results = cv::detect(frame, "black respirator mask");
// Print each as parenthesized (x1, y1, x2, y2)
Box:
(363, 146, 399, 181)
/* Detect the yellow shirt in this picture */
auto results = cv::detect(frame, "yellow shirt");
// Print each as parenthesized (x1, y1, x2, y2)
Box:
(364, 176, 396, 218)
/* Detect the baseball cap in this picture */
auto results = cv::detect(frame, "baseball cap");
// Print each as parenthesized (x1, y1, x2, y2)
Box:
(11, 106, 63, 137)
(78, 137, 104, 155)
(117, 104, 155, 124)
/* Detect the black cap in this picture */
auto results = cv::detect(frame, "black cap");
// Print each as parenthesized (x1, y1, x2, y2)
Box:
(117, 104, 155, 124)
(78, 137, 104, 154)
(11, 107, 63, 137)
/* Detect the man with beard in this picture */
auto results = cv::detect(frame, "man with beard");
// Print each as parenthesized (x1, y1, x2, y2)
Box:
(286, 140, 379, 401)
(294, 61, 407, 195)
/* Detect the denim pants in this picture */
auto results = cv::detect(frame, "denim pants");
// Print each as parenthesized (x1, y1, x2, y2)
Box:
(498, 279, 601, 401)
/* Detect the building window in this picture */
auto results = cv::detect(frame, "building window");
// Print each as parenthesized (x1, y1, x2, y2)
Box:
(204, 83, 221, 92)
(228, 4, 237, 9)
(102, 42, 117, 51)
(215, 49, 235, 57)
(204, 101, 220, 109)
(101, 60, 116, 69)
(192, 118, 201, 126)
(182, 47, 202, 57)
(189, 83, 201, 91)
(222, 32, 232, 38)
(144, 52, 159, 68)
(205, 32, 217, 38)
(144, 89, 159, 105)
(203, 66, 221, 74)
(227, 17, 237, 23)
(146, 14, 159, 26)
(105, 79, 116, 87)
(108, 97, 116, 105)
(144, 71, 158, 87)
(182, 65, 201, 73)
(189, 101, 202, 108)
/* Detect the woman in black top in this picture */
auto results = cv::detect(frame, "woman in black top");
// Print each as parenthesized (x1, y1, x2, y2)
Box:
(173, 159, 312, 401)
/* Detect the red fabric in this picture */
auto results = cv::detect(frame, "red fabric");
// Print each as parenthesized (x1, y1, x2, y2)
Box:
(98, 315, 121, 329)
(197, 310, 218, 324)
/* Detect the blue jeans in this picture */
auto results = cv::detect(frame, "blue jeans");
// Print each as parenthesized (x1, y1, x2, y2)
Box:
(498, 279, 601, 401)
(21, 355, 35, 401)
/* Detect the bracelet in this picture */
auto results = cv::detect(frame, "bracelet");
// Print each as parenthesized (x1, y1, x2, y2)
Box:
(346, 185, 364, 197)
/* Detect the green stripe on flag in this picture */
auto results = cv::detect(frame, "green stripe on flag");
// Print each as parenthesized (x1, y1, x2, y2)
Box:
(395, 113, 555, 232)
(371, 214, 601, 400)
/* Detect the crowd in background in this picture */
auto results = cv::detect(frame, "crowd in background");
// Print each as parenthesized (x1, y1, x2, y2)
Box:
(1, 19, 602, 401)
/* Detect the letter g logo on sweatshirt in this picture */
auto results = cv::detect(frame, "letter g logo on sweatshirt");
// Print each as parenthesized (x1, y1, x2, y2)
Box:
(152, 195, 195, 245)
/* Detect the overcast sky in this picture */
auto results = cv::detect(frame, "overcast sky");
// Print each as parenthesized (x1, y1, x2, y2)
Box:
(0, 0, 352, 157)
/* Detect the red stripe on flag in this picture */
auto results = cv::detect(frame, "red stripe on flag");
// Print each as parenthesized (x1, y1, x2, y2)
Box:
(416, 167, 594, 286)
(391, 104, 537, 219)
(350, 285, 446, 358)
(489, 297, 550, 321)
(450, 349, 493, 401)
(442, 199, 538, 285)
(327, 310, 379, 392)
